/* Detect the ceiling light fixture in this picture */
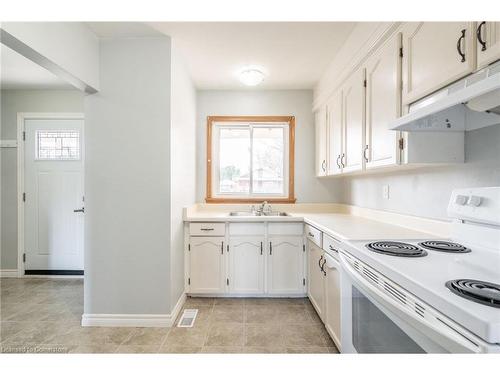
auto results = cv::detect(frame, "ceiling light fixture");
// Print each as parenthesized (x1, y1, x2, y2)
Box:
(238, 68, 265, 86)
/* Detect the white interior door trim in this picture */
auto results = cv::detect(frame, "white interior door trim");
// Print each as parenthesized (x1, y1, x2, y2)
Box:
(17, 112, 84, 278)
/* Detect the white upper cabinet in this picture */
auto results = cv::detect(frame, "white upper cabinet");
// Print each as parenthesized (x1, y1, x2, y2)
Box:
(476, 22, 500, 69)
(228, 236, 264, 295)
(315, 107, 328, 176)
(267, 236, 305, 295)
(401, 22, 476, 105)
(364, 32, 402, 169)
(342, 68, 365, 173)
(327, 91, 343, 175)
(189, 237, 225, 294)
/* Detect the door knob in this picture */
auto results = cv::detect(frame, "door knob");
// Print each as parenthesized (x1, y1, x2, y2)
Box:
(73, 207, 85, 213)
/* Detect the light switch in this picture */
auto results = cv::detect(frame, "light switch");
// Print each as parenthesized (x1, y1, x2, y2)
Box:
(455, 195, 468, 206)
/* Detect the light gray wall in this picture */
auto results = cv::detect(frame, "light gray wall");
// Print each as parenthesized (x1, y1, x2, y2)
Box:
(0, 89, 84, 270)
(169, 42, 196, 310)
(84, 37, 172, 315)
(340, 125, 500, 220)
(196, 90, 342, 203)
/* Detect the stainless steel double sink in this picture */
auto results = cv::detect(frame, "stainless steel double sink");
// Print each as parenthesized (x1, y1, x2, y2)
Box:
(229, 211, 289, 217)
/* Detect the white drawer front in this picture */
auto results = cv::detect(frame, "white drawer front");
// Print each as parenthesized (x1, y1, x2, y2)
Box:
(189, 222, 226, 236)
(322, 233, 341, 260)
(229, 223, 265, 236)
(268, 222, 303, 236)
(305, 224, 322, 247)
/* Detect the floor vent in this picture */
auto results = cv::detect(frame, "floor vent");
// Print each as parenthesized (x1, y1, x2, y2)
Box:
(177, 309, 198, 328)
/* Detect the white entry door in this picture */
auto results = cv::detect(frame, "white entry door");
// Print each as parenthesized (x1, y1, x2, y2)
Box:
(24, 118, 84, 272)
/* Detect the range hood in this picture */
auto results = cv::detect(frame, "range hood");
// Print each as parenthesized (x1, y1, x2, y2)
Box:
(390, 61, 500, 132)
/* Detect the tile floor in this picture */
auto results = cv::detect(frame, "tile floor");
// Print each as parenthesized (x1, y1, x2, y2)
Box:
(0, 278, 338, 354)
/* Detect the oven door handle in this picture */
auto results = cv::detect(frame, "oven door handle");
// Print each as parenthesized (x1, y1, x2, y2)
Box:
(339, 252, 481, 353)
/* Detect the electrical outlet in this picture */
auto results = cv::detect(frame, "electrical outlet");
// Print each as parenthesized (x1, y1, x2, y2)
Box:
(383, 185, 390, 200)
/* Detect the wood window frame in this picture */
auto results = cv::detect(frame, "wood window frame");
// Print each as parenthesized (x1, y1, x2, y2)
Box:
(206, 115, 296, 204)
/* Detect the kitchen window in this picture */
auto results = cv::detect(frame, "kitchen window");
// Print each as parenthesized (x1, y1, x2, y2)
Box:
(206, 116, 295, 203)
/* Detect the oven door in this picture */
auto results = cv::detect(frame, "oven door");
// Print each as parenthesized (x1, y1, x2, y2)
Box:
(339, 251, 483, 354)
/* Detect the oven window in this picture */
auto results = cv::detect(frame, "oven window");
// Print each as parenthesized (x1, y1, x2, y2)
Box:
(352, 286, 425, 353)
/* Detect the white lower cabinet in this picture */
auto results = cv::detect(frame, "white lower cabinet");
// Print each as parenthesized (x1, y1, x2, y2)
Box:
(267, 236, 305, 295)
(187, 222, 305, 297)
(189, 236, 225, 294)
(324, 253, 341, 350)
(228, 236, 264, 294)
(307, 240, 326, 320)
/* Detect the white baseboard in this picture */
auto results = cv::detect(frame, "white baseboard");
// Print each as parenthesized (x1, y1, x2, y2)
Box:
(81, 292, 186, 328)
(188, 293, 307, 298)
(0, 269, 19, 278)
(170, 292, 187, 325)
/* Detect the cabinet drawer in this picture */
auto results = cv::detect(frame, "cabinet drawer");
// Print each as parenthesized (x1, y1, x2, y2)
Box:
(323, 233, 341, 259)
(305, 224, 322, 247)
(268, 222, 303, 236)
(189, 222, 226, 236)
(229, 223, 265, 236)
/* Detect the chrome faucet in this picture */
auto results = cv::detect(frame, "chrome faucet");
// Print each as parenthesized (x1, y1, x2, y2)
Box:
(257, 201, 271, 215)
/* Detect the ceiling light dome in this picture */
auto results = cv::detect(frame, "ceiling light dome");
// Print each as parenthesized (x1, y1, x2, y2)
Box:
(238, 68, 265, 86)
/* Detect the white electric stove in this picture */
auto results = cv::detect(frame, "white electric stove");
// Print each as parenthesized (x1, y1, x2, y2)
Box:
(339, 187, 500, 353)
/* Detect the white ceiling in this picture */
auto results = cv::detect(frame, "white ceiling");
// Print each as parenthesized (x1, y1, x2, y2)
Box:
(0, 43, 74, 90)
(88, 22, 356, 90)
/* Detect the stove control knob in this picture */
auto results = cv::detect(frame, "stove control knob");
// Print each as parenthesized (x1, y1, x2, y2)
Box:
(455, 195, 468, 205)
(467, 195, 482, 207)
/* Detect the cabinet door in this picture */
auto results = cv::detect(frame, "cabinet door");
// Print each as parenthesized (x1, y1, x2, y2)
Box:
(342, 68, 365, 173)
(401, 22, 476, 105)
(477, 22, 500, 68)
(365, 32, 402, 169)
(327, 91, 343, 175)
(324, 256, 341, 350)
(315, 107, 328, 176)
(189, 237, 224, 294)
(267, 236, 305, 295)
(228, 236, 264, 294)
(307, 240, 325, 320)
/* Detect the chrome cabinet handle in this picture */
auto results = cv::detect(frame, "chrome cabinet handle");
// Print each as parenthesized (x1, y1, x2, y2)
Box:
(269, 242, 272, 255)
(336, 155, 341, 169)
(308, 232, 315, 238)
(260, 242, 263, 255)
(321, 159, 326, 172)
(221, 242, 224, 254)
(73, 207, 84, 213)
(328, 245, 338, 253)
(340, 153, 346, 168)
(457, 28, 466, 62)
(201, 228, 214, 231)
(477, 21, 487, 51)
(363, 145, 369, 162)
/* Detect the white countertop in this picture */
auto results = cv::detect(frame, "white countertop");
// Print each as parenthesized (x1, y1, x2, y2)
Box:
(302, 213, 438, 241)
(184, 203, 448, 241)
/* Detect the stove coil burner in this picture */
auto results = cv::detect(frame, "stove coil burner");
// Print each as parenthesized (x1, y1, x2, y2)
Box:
(446, 279, 500, 308)
(419, 241, 471, 253)
(365, 241, 427, 257)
